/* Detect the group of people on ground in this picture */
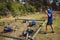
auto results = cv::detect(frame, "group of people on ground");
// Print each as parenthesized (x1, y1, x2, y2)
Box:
(21, 20, 36, 39)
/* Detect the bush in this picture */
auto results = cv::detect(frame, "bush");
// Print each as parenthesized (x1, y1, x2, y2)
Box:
(6, 2, 20, 16)
(25, 5, 36, 12)
(0, 2, 8, 16)
(0, 16, 2, 19)
(19, 4, 36, 15)
(0, 2, 37, 17)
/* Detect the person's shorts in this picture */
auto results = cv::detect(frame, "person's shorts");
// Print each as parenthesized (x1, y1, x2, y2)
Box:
(47, 20, 53, 25)
(26, 31, 30, 35)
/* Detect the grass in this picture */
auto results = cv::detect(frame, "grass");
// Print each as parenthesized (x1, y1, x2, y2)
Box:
(34, 13, 60, 40)
(0, 12, 60, 40)
(0, 37, 5, 40)
(53, 17, 60, 34)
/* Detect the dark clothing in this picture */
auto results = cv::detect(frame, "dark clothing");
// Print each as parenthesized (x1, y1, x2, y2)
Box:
(47, 9, 53, 25)
(47, 19, 53, 25)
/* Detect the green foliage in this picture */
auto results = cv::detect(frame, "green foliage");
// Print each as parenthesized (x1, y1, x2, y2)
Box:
(0, 2, 37, 17)
(0, 22, 5, 26)
(0, 2, 8, 16)
(6, 2, 20, 16)
(0, 0, 60, 17)
(0, 16, 2, 19)
(27, 0, 42, 11)
(11, 3, 20, 16)
(25, 5, 36, 12)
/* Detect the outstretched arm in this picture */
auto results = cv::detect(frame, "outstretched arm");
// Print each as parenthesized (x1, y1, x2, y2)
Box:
(53, 11, 57, 17)
(42, 10, 50, 19)
(53, 11, 57, 20)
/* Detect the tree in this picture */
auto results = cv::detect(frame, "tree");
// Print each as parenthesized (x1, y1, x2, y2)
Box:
(0, 2, 8, 16)
(26, 0, 43, 11)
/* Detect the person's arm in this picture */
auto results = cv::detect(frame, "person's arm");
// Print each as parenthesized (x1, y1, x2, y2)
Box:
(41, 10, 51, 19)
(45, 10, 51, 17)
(53, 11, 57, 20)
(53, 11, 57, 17)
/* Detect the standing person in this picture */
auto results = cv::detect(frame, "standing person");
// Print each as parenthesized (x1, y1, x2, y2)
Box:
(44, 6, 54, 34)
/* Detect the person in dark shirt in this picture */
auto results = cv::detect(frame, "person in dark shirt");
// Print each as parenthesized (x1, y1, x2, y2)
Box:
(44, 6, 54, 34)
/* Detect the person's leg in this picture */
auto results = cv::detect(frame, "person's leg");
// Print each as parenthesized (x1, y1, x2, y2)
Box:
(50, 20, 54, 33)
(50, 25, 54, 33)
(44, 20, 49, 34)
(46, 25, 48, 32)
(44, 25, 48, 34)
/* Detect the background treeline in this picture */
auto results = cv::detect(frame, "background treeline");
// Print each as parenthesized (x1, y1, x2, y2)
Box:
(27, 0, 60, 11)
(0, 2, 36, 17)
(0, 0, 60, 17)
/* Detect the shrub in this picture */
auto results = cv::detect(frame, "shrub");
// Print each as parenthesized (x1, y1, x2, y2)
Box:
(25, 5, 36, 12)
(0, 2, 37, 17)
(0, 2, 8, 16)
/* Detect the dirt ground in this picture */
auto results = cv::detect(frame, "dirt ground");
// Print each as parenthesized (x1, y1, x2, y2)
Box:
(0, 12, 60, 40)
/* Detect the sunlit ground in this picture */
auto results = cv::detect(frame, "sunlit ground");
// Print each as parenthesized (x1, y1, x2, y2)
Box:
(0, 12, 60, 40)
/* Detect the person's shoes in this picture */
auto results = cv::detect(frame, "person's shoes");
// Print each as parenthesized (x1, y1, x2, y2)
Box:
(51, 31, 55, 33)
(44, 32, 47, 34)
